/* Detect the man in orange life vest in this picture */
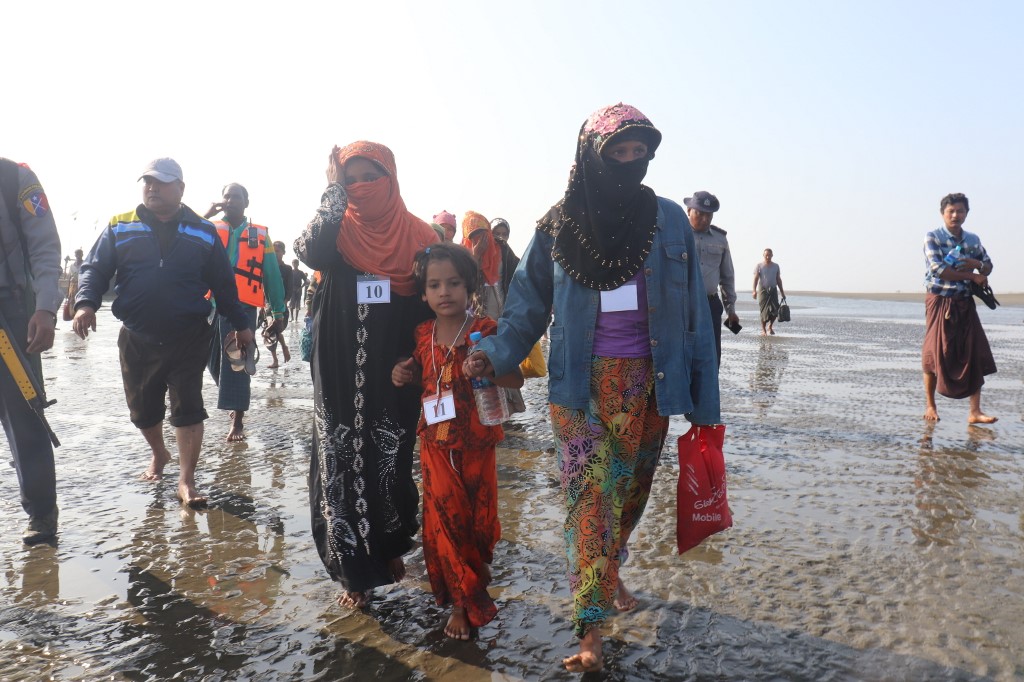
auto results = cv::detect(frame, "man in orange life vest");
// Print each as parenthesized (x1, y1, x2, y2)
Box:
(204, 183, 286, 441)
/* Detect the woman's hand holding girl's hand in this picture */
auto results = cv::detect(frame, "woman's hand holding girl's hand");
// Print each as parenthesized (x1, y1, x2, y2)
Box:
(462, 351, 494, 379)
(392, 357, 417, 387)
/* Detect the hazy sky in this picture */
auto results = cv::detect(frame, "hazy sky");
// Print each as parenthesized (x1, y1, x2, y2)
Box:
(6, 1, 1022, 293)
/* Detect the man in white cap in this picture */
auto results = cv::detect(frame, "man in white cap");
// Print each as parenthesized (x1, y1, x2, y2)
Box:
(685, 191, 738, 365)
(72, 158, 254, 507)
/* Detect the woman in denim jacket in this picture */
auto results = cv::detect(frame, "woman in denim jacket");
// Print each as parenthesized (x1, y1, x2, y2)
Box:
(465, 103, 720, 672)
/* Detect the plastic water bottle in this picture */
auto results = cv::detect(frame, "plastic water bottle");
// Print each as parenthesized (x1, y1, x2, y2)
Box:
(943, 244, 963, 268)
(468, 331, 509, 426)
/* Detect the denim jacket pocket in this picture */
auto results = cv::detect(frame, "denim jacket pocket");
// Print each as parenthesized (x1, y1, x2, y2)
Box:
(662, 243, 690, 287)
(548, 325, 565, 380)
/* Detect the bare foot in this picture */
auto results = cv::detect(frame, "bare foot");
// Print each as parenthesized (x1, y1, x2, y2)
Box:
(444, 606, 471, 640)
(282, 345, 291, 363)
(267, 362, 279, 369)
(225, 411, 246, 442)
(614, 578, 638, 612)
(177, 481, 208, 509)
(389, 557, 406, 581)
(564, 628, 603, 673)
(968, 413, 998, 424)
(140, 448, 172, 481)
(923, 406, 940, 422)
(337, 591, 368, 609)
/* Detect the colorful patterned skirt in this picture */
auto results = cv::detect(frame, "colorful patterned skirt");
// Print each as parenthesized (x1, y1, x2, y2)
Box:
(549, 356, 668, 638)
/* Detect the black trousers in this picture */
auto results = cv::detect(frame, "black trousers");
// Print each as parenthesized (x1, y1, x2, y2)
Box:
(708, 294, 724, 366)
(0, 295, 57, 517)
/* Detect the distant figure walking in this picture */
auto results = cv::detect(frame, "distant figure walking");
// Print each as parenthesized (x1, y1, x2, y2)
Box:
(753, 248, 785, 335)
(0, 157, 62, 544)
(295, 142, 438, 610)
(490, 217, 520, 300)
(66, 248, 84, 302)
(265, 241, 292, 368)
(73, 158, 254, 508)
(433, 210, 457, 242)
(392, 243, 522, 640)
(288, 258, 309, 322)
(921, 192, 997, 424)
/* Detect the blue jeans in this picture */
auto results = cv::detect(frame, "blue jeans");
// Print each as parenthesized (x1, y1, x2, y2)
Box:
(0, 295, 57, 517)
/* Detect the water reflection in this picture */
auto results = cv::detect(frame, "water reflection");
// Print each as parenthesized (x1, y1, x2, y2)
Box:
(750, 337, 789, 418)
(912, 424, 991, 546)
(18, 544, 59, 603)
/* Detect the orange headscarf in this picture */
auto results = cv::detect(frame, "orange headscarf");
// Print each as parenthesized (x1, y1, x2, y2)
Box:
(334, 141, 438, 296)
(461, 211, 501, 286)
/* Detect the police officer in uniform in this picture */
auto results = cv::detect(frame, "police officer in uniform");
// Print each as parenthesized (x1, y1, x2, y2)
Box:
(685, 191, 738, 365)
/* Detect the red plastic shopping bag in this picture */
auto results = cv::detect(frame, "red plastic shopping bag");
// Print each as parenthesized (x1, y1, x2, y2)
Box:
(677, 424, 732, 553)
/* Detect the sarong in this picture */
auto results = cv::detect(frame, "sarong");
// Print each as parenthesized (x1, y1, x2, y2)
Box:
(420, 441, 499, 627)
(550, 356, 668, 638)
(921, 293, 996, 399)
(758, 286, 779, 323)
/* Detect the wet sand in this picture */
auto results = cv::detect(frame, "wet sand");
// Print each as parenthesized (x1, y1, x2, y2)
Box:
(1, 298, 1021, 681)
(792, 290, 1024, 307)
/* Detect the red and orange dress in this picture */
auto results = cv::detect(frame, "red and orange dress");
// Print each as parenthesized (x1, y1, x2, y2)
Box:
(411, 315, 503, 628)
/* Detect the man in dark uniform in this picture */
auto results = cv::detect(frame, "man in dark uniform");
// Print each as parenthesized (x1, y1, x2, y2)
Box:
(0, 157, 62, 544)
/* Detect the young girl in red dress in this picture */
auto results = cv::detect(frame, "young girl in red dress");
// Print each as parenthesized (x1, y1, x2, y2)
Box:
(391, 242, 523, 639)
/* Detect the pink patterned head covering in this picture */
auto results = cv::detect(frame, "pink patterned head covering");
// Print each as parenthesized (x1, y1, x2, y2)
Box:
(432, 210, 457, 228)
(582, 102, 662, 158)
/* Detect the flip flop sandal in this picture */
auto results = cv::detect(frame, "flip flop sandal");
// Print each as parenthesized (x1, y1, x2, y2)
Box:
(969, 281, 1000, 310)
(224, 336, 247, 372)
(242, 343, 260, 376)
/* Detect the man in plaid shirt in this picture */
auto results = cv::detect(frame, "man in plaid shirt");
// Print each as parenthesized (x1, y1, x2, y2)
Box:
(921, 192, 997, 424)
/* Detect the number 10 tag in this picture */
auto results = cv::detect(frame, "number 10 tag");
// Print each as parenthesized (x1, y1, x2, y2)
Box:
(357, 276, 391, 304)
(423, 391, 455, 424)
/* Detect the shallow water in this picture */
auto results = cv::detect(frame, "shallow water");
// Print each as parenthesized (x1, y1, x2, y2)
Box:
(0, 298, 1021, 681)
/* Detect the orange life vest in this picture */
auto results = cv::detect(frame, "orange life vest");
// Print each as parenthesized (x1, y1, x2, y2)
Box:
(214, 220, 270, 308)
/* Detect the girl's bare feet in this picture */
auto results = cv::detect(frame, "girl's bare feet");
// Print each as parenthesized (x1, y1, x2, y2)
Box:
(444, 606, 471, 640)
(563, 627, 603, 673)
(338, 591, 368, 609)
(613, 578, 638, 612)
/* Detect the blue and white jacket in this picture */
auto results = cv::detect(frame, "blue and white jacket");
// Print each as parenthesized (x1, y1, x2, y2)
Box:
(76, 204, 248, 343)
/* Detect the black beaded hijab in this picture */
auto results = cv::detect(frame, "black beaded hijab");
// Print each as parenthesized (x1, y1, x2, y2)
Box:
(538, 103, 662, 290)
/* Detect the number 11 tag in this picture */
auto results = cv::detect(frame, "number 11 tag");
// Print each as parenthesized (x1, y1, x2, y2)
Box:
(423, 391, 455, 425)
(357, 276, 391, 304)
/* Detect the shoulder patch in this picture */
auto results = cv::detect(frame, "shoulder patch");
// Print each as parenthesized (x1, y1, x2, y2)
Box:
(18, 183, 49, 217)
(710, 224, 727, 235)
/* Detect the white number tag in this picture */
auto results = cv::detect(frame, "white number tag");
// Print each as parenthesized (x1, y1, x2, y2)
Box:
(357, 276, 391, 304)
(600, 283, 638, 312)
(423, 391, 456, 425)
